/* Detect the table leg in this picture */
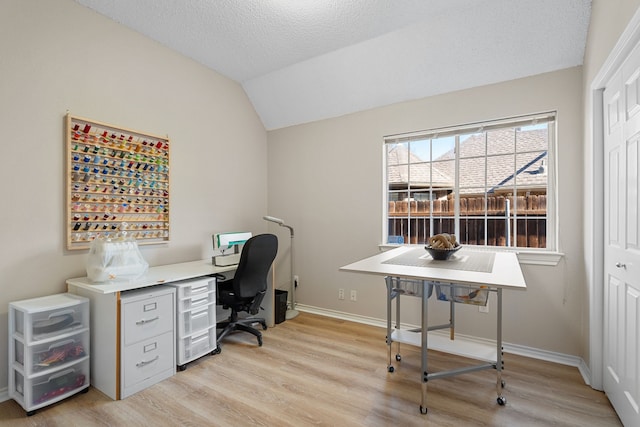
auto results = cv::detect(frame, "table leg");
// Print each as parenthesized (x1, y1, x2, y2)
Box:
(450, 297, 455, 340)
(420, 279, 429, 414)
(496, 287, 506, 405)
(385, 277, 394, 372)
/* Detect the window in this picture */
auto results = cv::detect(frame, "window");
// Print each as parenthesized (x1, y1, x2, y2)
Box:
(384, 112, 556, 251)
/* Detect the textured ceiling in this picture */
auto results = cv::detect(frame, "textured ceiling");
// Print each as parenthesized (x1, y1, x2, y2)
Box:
(74, 0, 592, 130)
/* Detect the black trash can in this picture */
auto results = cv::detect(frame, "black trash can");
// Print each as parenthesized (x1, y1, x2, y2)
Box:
(275, 289, 288, 324)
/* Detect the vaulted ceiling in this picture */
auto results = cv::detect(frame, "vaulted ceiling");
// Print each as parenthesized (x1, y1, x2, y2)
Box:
(75, 0, 592, 130)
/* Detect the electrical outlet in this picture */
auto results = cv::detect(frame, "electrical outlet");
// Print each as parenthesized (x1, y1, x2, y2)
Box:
(338, 289, 345, 300)
(294, 275, 299, 288)
(350, 290, 357, 301)
(479, 302, 489, 313)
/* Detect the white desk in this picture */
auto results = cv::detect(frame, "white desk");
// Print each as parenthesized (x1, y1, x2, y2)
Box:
(67, 260, 236, 294)
(340, 246, 526, 413)
(67, 259, 274, 399)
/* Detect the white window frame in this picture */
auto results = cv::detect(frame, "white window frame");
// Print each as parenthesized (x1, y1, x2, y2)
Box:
(382, 112, 563, 266)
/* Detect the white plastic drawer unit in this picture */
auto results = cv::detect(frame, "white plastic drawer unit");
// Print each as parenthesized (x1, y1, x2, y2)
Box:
(12, 294, 89, 342)
(166, 277, 217, 369)
(121, 288, 174, 346)
(9, 293, 91, 415)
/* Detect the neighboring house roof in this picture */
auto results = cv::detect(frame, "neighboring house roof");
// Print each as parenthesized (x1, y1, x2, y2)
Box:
(387, 128, 548, 194)
(387, 145, 452, 187)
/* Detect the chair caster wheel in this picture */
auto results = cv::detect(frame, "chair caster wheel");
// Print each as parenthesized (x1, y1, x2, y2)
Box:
(395, 354, 402, 362)
(420, 406, 428, 414)
(258, 337, 263, 346)
(387, 366, 394, 373)
(497, 396, 507, 406)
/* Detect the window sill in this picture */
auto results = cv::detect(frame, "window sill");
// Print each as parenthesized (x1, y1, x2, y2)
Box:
(515, 250, 564, 266)
(378, 244, 564, 266)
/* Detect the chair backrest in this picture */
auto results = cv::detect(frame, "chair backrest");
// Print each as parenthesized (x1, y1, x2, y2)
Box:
(233, 233, 278, 299)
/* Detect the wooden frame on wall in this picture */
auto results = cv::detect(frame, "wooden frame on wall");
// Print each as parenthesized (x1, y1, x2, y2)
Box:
(66, 113, 170, 250)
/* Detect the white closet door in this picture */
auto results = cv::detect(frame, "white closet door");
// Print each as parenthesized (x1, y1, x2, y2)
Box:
(603, 39, 640, 427)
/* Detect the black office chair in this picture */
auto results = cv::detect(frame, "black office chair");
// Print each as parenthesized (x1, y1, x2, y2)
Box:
(215, 233, 278, 347)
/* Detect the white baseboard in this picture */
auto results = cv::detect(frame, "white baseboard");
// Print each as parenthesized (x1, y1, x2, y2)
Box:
(297, 304, 389, 328)
(503, 341, 592, 386)
(296, 304, 592, 386)
(0, 387, 8, 403)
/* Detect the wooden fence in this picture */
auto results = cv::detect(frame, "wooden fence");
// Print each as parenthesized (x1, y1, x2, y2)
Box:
(387, 194, 547, 248)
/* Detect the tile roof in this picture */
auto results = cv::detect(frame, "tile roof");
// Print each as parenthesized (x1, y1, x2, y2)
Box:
(387, 128, 548, 194)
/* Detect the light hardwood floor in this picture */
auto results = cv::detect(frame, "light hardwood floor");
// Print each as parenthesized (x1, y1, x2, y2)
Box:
(0, 312, 621, 426)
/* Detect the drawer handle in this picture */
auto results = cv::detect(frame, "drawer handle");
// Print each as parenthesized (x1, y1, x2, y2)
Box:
(48, 309, 75, 319)
(615, 262, 626, 269)
(191, 286, 209, 294)
(136, 355, 159, 367)
(136, 316, 160, 325)
(191, 298, 209, 307)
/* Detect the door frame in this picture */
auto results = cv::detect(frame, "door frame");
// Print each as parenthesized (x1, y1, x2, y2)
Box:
(588, 7, 640, 391)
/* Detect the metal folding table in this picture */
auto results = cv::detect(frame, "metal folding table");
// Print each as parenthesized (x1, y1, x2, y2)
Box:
(340, 246, 526, 414)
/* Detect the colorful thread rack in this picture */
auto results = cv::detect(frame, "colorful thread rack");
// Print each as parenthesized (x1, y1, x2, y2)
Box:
(66, 114, 170, 250)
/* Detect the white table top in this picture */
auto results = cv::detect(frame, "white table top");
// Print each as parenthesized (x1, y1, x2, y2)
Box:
(66, 259, 236, 294)
(340, 246, 526, 290)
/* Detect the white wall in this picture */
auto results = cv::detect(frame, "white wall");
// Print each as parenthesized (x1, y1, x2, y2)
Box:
(0, 0, 267, 391)
(267, 67, 586, 357)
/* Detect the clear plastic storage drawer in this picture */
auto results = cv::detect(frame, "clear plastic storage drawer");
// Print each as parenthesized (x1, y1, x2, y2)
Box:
(176, 278, 215, 299)
(13, 295, 89, 341)
(180, 291, 214, 311)
(179, 304, 214, 336)
(169, 277, 216, 311)
(14, 359, 89, 407)
(14, 331, 89, 374)
(178, 328, 215, 361)
(31, 362, 89, 406)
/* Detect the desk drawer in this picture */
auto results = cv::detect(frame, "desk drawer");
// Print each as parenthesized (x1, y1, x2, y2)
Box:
(178, 304, 214, 336)
(180, 291, 215, 311)
(174, 278, 215, 299)
(121, 290, 174, 346)
(169, 278, 216, 311)
(178, 328, 216, 363)
(121, 331, 174, 390)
